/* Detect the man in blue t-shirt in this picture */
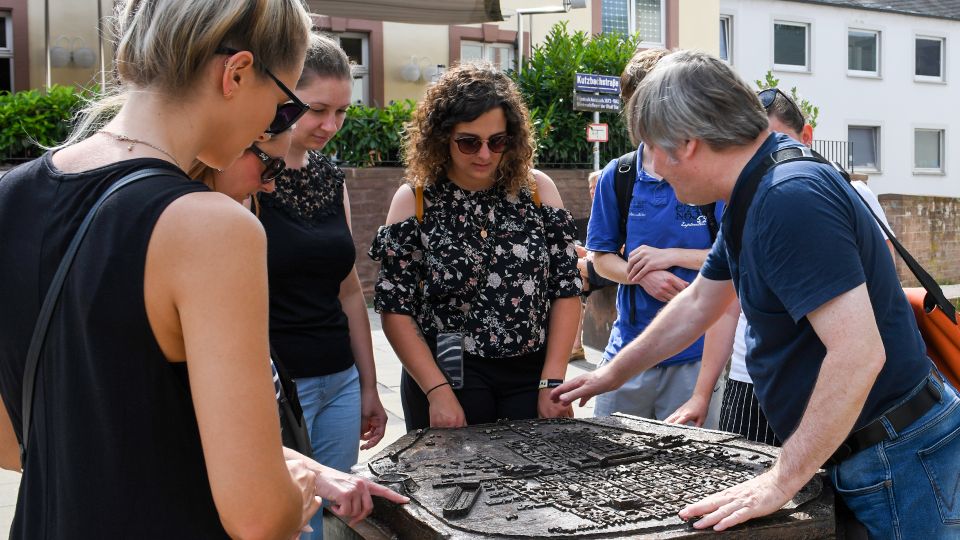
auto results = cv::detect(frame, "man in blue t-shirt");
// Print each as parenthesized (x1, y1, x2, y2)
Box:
(586, 47, 724, 423)
(587, 147, 722, 420)
(552, 51, 960, 538)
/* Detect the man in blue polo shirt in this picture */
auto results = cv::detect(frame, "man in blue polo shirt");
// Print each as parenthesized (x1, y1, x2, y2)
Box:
(586, 47, 724, 423)
(553, 50, 960, 538)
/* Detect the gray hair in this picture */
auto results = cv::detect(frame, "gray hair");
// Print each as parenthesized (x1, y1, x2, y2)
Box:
(628, 50, 768, 153)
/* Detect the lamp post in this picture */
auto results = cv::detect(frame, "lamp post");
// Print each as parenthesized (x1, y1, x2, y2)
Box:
(516, 0, 586, 74)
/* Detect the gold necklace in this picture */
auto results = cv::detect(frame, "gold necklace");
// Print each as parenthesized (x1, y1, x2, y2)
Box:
(98, 130, 183, 169)
(471, 198, 494, 239)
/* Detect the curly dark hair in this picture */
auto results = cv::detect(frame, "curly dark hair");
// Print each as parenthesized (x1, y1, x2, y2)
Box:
(403, 62, 536, 194)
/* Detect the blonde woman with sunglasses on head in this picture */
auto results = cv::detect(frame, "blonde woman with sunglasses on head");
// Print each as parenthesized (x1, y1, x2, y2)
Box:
(0, 1, 341, 537)
(370, 62, 582, 432)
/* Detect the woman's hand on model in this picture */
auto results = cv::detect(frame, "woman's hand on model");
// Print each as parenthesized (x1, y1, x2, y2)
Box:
(427, 386, 467, 428)
(538, 390, 574, 418)
(285, 458, 323, 536)
(359, 389, 388, 450)
(313, 463, 410, 526)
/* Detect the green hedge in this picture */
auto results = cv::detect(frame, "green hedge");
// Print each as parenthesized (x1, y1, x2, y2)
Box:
(327, 99, 414, 167)
(0, 85, 88, 161)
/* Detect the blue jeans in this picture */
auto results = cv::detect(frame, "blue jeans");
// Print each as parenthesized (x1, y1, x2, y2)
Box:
(829, 372, 960, 539)
(295, 365, 361, 540)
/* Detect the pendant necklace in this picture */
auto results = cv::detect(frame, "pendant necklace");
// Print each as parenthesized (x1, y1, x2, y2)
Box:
(98, 130, 183, 170)
(472, 197, 494, 239)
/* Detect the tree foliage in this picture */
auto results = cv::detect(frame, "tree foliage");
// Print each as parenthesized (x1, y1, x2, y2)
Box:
(511, 22, 640, 168)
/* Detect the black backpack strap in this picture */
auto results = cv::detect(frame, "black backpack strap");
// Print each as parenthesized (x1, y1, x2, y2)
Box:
(20, 167, 173, 467)
(614, 150, 637, 241)
(727, 146, 823, 262)
(698, 203, 719, 244)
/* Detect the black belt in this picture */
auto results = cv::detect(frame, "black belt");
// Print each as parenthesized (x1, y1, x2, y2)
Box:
(826, 373, 942, 466)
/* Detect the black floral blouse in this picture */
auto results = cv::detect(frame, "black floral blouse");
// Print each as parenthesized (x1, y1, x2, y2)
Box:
(369, 178, 581, 359)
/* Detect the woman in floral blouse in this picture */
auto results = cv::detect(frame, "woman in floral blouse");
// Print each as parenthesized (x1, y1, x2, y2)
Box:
(369, 62, 582, 430)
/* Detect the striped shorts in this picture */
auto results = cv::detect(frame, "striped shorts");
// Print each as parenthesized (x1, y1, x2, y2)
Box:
(718, 378, 781, 446)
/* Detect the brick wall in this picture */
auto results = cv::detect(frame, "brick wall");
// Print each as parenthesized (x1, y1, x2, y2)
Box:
(348, 167, 595, 299)
(879, 194, 960, 287)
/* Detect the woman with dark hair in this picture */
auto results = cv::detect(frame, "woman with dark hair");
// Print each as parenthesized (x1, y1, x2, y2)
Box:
(370, 62, 582, 430)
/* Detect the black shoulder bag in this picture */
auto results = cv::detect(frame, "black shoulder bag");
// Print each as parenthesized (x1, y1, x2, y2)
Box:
(20, 168, 172, 467)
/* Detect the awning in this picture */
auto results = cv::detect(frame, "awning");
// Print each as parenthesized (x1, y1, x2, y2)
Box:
(307, 0, 504, 24)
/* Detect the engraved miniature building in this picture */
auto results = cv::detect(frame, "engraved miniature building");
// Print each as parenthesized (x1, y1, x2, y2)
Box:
(329, 415, 835, 539)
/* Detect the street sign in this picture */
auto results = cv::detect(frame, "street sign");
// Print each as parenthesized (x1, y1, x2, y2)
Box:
(574, 72, 621, 94)
(586, 123, 608, 142)
(572, 92, 621, 112)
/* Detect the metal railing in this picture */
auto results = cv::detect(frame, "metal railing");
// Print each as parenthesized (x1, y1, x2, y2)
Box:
(812, 139, 851, 171)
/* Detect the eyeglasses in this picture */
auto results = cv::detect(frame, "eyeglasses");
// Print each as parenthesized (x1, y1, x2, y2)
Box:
(248, 143, 286, 183)
(453, 134, 512, 155)
(215, 47, 309, 134)
(757, 88, 805, 126)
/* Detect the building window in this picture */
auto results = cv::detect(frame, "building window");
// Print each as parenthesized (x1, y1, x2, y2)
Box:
(333, 32, 369, 105)
(914, 129, 944, 173)
(848, 29, 880, 77)
(915, 36, 945, 82)
(461, 41, 514, 72)
(849, 125, 880, 172)
(0, 13, 13, 93)
(773, 21, 809, 72)
(719, 15, 733, 63)
(601, 0, 664, 46)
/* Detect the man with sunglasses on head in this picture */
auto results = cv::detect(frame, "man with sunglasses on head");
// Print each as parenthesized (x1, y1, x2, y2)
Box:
(584, 48, 726, 425)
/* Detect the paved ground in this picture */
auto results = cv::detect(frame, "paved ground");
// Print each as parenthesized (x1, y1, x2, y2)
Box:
(0, 308, 600, 535)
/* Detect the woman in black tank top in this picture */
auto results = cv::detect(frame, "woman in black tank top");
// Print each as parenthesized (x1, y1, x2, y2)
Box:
(0, 2, 325, 538)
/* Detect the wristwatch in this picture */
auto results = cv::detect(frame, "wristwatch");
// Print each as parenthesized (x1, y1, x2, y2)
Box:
(538, 379, 564, 390)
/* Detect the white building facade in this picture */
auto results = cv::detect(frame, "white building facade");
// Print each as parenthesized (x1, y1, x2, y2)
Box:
(718, 0, 960, 198)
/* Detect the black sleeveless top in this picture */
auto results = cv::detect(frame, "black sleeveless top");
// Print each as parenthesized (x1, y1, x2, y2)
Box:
(0, 154, 228, 538)
(258, 151, 356, 378)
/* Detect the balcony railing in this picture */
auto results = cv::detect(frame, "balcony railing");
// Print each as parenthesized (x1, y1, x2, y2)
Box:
(812, 139, 851, 171)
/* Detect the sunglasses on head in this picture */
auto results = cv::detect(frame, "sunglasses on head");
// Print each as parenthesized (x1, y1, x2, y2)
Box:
(215, 47, 309, 134)
(453, 134, 512, 155)
(248, 143, 286, 183)
(757, 87, 805, 125)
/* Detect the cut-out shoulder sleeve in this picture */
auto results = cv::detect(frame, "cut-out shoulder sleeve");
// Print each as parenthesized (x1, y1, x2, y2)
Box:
(368, 217, 424, 315)
(541, 205, 582, 300)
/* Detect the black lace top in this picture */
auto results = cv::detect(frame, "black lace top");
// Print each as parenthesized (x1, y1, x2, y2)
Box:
(369, 178, 581, 359)
(259, 151, 344, 221)
(257, 151, 356, 378)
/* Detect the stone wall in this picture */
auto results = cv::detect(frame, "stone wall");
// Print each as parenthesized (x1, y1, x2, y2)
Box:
(348, 167, 594, 298)
(878, 194, 960, 287)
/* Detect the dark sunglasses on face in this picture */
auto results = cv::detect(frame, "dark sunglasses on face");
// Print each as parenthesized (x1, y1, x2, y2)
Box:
(453, 134, 512, 155)
(757, 87, 805, 125)
(215, 47, 309, 134)
(248, 143, 286, 183)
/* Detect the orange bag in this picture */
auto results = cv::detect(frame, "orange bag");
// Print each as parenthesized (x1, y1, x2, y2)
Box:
(903, 288, 960, 389)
